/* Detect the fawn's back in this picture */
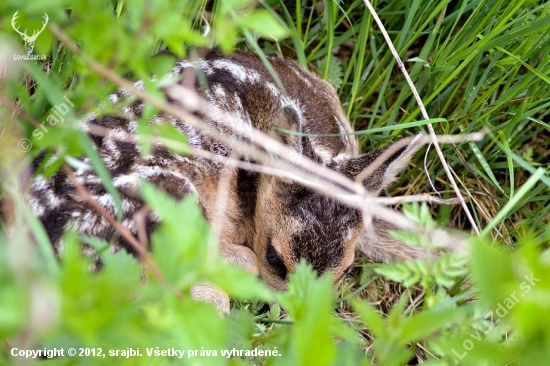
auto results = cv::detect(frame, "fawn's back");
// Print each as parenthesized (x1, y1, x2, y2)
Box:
(27, 49, 424, 296)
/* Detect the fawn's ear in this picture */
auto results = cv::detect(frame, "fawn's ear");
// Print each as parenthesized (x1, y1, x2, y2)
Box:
(338, 134, 424, 194)
(269, 105, 319, 160)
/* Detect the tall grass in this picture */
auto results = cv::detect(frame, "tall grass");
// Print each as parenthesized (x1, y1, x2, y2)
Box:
(0, 0, 549, 365)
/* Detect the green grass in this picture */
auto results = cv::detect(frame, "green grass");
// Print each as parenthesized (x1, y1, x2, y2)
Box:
(1, 0, 549, 365)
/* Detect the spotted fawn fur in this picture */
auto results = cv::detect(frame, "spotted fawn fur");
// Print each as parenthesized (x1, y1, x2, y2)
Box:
(26, 49, 426, 312)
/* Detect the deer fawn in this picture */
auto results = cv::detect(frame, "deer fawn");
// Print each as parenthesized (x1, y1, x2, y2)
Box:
(26, 49, 427, 313)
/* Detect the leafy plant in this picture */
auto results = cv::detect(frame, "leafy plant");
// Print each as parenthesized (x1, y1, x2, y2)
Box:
(1, 0, 549, 365)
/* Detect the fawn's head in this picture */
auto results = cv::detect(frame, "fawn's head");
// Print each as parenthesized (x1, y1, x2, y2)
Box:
(252, 108, 424, 291)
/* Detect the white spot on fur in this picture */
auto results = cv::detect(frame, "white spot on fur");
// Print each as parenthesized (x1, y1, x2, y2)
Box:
(133, 165, 197, 194)
(122, 106, 134, 117)
(149, 116, 165, 125)
(113, 174, 138, 189)
(32, 175, 49, 191)
(95, 193, 114, 208)
(168, 60, 193, 77)
(280, 98, 307, 154)
(183, 125, 203, 149)
(100, 139, 122, 169)
(84, 112, 97, 123)
(80, 173, 102, 186)
(213, 84, 227, 100)
(65, 211, 108, 237)
(25, 194, 45, 217)
(127, 120, 138, 134)
(178, 60, 193, 68)
(109, 244, 122, 253)
(265, 82, 281, 97)
(333, 152, 352, 164)
(334, 115, 351, 151)
(82, 245, 96, 257)
(121, 218, 136, 233)
(232, 92, 244, 110)
(311, 146, 333, 163)
(109, 93, 119, 104)
(210, 60, 261, 83)
(121, 80, 144, 98)
(198, 60, 213, 75)
(27, 176, 65, 216)
(288, 63, 312, 87)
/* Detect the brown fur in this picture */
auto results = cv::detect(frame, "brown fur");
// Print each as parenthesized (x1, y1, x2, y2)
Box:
(27, 49, 426, 312)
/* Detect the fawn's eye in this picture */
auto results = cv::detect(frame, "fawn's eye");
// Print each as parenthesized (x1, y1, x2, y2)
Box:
(266, 243, 287, 280)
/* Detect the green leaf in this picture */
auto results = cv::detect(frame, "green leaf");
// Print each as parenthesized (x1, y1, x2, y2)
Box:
(317, 56, 344, 89)
(470, 237, 515, 306)
(277, 262, 339, 366)
(398, 306, 472, 343)
(407, 57, 431, 68)
(375, 263, 414, 285)
(0, 244, 26, 340)
(78, 132, 125, 221)
(238, 10, 289, 39)
(351, 299, 386, 338)
(388, 230, 425, 247)
(143, 184, 212, 287)
(168, 296, 227, 363)
(137, 120, 153, 156)
(151, 123, 189, 155)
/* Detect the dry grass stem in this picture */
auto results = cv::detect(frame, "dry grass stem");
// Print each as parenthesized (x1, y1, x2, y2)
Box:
(63, 165, 165, 282)
(212, 158, 235, 240)
(361, 0, 481, 234)
(355, 132, 485, 184)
